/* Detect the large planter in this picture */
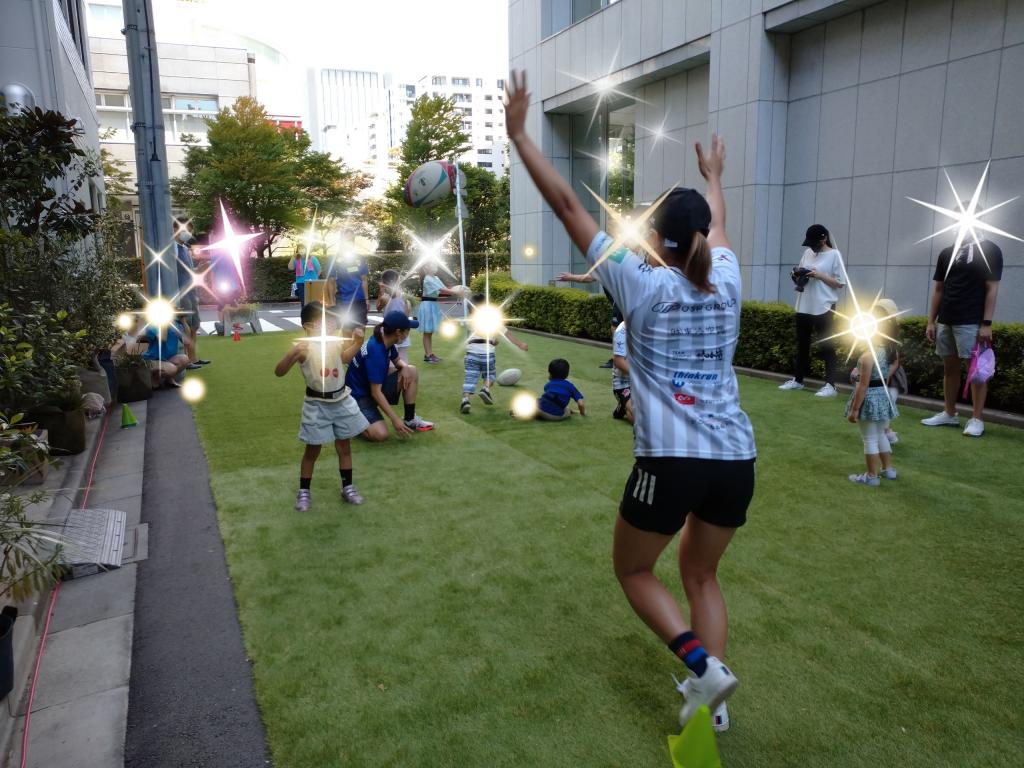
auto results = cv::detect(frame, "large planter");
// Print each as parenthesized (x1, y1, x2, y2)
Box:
(116, 365, 152, 403)
(0, 606, 15, 701)
(31, 407, 86, 455)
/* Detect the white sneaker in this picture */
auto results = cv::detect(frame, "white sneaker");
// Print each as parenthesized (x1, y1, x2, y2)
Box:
(963, 418, 985, 437)
(881, 468, 897, 480)
(675, 657, 738, 729)
(921, 411, 959, 427)
(885, 430, 899, 445)
(778, 379, 804, 391)
(815, 383, 838, 398)
(404, 415, 434, 432)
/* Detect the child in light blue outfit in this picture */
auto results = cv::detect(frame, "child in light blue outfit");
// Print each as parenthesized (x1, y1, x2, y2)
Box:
(417, 263, 463, 364)
(846, 308, 899, 486)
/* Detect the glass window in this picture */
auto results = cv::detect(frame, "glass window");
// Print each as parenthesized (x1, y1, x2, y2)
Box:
(479, 148, 492, 155)
(497, 79, 505, 89)
(161, 96, 172, 109)
(173, 96, 218, 111)
(485, 94, 493, 101)
(478, 161, 492, 168)
(432, 76, 446, 86)
(485, 135, 493, 141)
(485, 122, 493, 128)
(453, 77, 470, 86)
(405, 85, 416, 98)
(485, 108, 493, 115)
(475, 78, 483, 87)
(461, 121, 473, 131)
(97, 109, 130, 141)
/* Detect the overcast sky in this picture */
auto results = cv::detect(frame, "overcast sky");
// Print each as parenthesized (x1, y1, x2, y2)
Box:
(160, 0, 510, 79)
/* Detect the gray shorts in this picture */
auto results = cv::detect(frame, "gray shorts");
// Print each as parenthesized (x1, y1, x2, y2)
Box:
(298, 395, 369, 444)
(935, 323, 979, 359)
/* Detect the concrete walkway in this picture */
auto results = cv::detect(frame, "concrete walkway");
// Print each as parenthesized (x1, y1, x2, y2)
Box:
(6, 401, 148, 768)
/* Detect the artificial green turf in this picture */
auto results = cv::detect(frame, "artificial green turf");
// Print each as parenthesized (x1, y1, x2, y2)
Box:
(189, 329, 1024, 768)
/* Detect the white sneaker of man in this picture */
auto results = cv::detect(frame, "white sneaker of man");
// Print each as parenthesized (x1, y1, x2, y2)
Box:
(921, 411, 960, 427)
(963, 417, 985, 437)
(778, 379, 804, 391)
(815, 383, 838, 398)
(674, 657, 739, 729)
(677, 677, 732, 732)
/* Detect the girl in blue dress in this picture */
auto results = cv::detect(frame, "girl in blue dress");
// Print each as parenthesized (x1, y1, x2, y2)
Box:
(417, 263, 464, 363)
(846, 307, 900, 486)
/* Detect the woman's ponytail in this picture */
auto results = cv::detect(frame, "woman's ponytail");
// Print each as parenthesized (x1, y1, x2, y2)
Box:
(683, 231, 715, 294)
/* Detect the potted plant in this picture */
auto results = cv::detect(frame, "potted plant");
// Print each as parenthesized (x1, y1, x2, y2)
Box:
(0, 486, 63, 700)
(29, 389, 86, 456)
(0, 414, 50, 488)
(113, 349, 152, 403)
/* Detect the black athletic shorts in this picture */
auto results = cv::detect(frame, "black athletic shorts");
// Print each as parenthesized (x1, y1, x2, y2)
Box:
(619, 457, 755, 534)
(613, 387, 631, 419)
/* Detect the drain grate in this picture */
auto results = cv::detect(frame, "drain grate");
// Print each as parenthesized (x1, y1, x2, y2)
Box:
(60, 508, 126, 571)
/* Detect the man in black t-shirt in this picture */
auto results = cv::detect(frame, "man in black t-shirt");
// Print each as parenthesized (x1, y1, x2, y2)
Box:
(922, 240, 1002, 437)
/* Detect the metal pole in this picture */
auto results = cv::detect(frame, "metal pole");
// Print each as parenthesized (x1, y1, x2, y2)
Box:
(453, 160, 468, 318)
(122, 0, 177, 298)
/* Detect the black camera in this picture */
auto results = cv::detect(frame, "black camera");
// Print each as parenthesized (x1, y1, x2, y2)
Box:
(791, 267, 813, 292)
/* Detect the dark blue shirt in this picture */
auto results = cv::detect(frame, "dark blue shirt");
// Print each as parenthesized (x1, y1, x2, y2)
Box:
(345, 335, 398, 399)
(539, 378, 583, 416)
(332, 257, 369, 302)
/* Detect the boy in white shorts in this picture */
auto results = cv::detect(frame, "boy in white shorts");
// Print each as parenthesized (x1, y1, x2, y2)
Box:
(274, 302, 369, 511)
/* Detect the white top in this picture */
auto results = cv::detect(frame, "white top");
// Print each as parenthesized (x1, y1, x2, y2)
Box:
(422, 274, 445, 297)
(612, 321, 629, 391)
(300, 343, 349, 401)
(587, 231, 757, 460)
(794, 248, 845, 316)
(384, 293, 412, 349)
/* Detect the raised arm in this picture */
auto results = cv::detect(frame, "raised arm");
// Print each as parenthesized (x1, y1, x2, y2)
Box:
(506, 71, 599, 255)
(695, 135, 731, 252)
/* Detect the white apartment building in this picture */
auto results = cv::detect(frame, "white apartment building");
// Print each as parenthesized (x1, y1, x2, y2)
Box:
(509, 0, 1024, 320)
(2, 0, 103, 209)
(419, 73, 510, 175)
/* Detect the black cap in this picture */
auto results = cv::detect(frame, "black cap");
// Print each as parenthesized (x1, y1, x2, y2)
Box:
(650, 188, 711, 254)
(802, 224, 830, 247)
(382, 310, 419, 330)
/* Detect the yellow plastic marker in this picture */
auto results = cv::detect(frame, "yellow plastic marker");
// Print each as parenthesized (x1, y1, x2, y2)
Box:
(120, 404, 138, 429)
(667, 705, 722, 768)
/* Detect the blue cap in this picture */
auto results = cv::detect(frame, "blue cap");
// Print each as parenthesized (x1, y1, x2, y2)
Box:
(382, 310, 419, 330)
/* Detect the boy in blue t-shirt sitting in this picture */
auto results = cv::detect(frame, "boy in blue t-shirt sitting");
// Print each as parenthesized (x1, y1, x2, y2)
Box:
(536, 358, 585, 421)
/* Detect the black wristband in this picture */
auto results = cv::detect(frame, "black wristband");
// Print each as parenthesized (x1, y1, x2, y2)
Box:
(981, 320, 992, 327)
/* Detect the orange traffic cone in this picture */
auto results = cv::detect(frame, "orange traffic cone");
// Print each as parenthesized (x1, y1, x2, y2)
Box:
(232, 323, 241, 342)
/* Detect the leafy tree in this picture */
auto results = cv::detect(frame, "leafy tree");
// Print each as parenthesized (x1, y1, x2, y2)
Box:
(171, 97, 367, 256)
(607, 133, 635, 212)
(98, 127, 134, 206)
(460, 165, 509, 253)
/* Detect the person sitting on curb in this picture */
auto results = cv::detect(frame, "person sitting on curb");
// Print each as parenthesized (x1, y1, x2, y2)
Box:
(138, 320, 190, 388)
(344, 310, 434, 441)
(921, 238, 1002, 437)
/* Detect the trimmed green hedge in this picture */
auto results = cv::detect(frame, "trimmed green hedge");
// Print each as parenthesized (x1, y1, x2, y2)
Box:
(470, 276, 1024, 414)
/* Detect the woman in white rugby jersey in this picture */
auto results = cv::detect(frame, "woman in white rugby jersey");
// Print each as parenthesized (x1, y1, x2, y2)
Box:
(505, 71, 757, 732)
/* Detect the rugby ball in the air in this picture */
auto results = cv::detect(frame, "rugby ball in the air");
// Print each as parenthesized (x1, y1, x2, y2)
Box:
(403, 160, 455, 209)
(496, 368, 522, 386)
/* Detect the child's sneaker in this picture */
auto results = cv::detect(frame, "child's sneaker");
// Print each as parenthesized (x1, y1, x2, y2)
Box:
(479, 388, 494, 405)
(404, 415, 434, 431)
(778, 379, 804, 390)
(341, 485, 364, 504)
(460, 398, 471, 414)
(295, 489, 311, 512)
(848, 472, 880, 486)
(815, 383, 838, 398)
(880, 468, 897, 480)
(675, 657, 738, 729)
(427, 354, 442, 364)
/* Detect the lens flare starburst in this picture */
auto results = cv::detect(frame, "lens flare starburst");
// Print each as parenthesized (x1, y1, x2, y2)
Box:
(293, 301, 357, 394)
(511, 392, 538, 420)
(907, 162, 1022, 278)
(582, 184, 676, 276)
(199, 200, 261, 292)
(181, 377, 206, 403)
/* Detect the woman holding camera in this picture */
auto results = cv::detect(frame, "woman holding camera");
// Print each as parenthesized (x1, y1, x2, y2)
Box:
(778, 224, 846, 397)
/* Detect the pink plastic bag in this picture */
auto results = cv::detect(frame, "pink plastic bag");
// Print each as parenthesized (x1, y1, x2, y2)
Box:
(963, 342, 996, 399)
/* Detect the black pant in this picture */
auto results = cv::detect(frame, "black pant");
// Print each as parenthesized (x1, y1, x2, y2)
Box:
(795, 311, 836, 384)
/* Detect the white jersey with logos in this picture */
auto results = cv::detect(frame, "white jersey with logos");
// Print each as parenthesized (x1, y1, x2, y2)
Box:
(300, 341, 348, 401)
(587, 231, 756, 460)
(612, 321, 629, 391)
